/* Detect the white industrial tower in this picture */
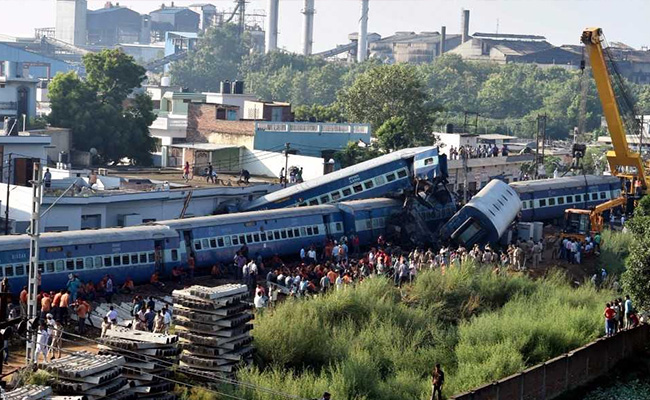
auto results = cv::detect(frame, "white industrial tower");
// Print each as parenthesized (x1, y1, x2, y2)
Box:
(55, 0, 87, 46)
(357, 0, 369, 62)
(265, 0, 279, 53)
(301, 0, 315, 56)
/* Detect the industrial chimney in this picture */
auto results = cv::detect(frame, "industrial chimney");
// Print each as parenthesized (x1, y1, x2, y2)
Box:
(440, 26, 446, 55)
(357, 0, 369, 62)
(461, 9, 470, 43)
(302, 0, 315, 55)
(265, 0, 279, 53)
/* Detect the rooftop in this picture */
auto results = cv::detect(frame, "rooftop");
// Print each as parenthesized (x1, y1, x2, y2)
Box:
(477, 134, 518, 140)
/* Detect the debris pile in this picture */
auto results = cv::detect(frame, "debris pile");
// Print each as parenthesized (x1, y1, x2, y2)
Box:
(4, 385, 52, 400)
(99, 328, 179, 400)
(42, 351, 135, 399)
(172, 284, 254, 376)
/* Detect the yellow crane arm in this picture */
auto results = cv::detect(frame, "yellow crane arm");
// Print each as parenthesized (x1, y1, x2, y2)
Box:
(581, 27, 648, 189)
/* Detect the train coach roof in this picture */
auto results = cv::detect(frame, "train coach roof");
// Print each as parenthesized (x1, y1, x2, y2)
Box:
(509, 175, 620, 193)
(0, 225, 177, 252)
(243, 147, 436, 210)
(157, 204, 340, 230)
(337, 198, 402, 211)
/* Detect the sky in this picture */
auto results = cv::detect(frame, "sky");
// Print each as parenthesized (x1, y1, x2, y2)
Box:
(4, 0, 650, 53)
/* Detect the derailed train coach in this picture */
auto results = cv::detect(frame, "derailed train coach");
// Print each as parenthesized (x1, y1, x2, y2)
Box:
(440, 180, 522, 248)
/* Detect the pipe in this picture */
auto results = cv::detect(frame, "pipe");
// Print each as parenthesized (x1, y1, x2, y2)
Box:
(265, 0, 279, 53)
(461, 9, 470, 43)
(440, 26, 446, 55)
(357, 0, 369, 62)
(301, 0, 315, 55)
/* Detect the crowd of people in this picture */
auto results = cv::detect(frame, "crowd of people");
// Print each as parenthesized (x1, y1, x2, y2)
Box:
(604, 295, 639, 337)
(447, 144, 509, 160)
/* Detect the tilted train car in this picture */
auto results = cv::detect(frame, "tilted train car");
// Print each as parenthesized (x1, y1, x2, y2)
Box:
(509, 175, 621, 222)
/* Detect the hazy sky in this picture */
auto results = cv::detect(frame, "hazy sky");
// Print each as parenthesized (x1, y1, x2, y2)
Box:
(5, 0, 650, 53)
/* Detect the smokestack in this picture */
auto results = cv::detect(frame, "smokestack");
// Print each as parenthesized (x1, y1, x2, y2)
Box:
(301, 0, 315, 56)
(440, 26, 446, 55)
(357, 0, 369, 63)
(461, 8, 470, 43)
(265, 0, 279, 53)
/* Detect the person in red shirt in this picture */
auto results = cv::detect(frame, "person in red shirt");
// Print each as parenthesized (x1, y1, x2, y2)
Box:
(604, 303, 616, 337)
(19, 286, 28, 318)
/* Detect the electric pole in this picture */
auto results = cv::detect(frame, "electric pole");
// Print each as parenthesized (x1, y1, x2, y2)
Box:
(26, 162, 43, 364)
(283, 143, 290, 188)
(4, 153, 11, 235)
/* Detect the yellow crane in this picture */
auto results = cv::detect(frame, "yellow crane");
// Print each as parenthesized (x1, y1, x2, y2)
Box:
(562, 196, 626, 241)
(581, 27, 650, 194)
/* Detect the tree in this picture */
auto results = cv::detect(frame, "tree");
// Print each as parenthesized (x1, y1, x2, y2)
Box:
(375, 116, 410, 152)
(622, 195, 650, 311)
(48, 49, 155, 165)
(333, 142, 381, 168)
(294, 104, 344, 122)
(339, 64, 434, 148)
(170, 24, 248, 92)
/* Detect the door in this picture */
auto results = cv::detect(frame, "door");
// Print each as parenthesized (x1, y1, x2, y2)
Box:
(17, 87, 28, 119)
(154, 239, 165, 273)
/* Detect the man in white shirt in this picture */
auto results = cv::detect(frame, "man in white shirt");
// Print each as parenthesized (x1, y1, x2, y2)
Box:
(35, 323, 50, 364)
(106, 306, 118, 325)
(307, 248, 317, 264)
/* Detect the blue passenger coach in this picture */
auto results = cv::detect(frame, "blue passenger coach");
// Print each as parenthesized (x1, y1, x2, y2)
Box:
(509, 175, 621, 222)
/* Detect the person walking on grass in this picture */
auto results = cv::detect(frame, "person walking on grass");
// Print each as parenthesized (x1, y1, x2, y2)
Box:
(430, 364, 445, 400)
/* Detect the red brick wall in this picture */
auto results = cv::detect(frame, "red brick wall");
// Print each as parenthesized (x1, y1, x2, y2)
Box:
(187, 103, 255, 146)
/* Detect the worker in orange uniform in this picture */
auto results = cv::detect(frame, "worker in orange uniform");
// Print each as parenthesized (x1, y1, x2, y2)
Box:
(75, 300, 89, 335)
(150, 271, 164, 289)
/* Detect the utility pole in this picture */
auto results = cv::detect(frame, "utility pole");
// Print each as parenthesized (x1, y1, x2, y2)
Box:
(4, 153, 11, 235)
(462, 155, 468, 205)
(283, 142, 290, 188)
(25, 162, 42, 364)
(536, 114, 547, 178)
(534, 116, 540, 179)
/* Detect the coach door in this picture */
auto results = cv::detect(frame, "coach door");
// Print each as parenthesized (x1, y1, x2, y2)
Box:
(322, 214, 333, 240)
(154, 240, 165, 273)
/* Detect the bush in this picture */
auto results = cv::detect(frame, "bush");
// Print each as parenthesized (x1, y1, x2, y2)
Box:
(598, 230, 633, 276)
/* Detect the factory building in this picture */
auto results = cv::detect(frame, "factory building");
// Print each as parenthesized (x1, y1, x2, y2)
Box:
(86, 3, 143, 46)
(150, 5, 200, 42)
(55, 0, 87, 46)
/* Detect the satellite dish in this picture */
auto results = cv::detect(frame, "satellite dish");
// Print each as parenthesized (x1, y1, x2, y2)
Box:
(89, 148, 98, 156)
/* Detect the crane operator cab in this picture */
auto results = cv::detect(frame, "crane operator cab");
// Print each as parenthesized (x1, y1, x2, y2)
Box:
(562, 209, 592, 241)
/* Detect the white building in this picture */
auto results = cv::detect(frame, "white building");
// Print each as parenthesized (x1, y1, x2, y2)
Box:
(447, 154, 535, 193)
(0, 61, 38, 123)
(0, 132, 50, 185)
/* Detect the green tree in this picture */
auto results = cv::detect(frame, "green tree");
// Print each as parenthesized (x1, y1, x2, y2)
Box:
(375, 116, 410, 151)
(333, 142, 381, 168)
(339, 64, 434, 148)
(48, 49, 155, 165)
(294, 104, 343, 122)
(170, 24, 248, 92)
(622, 195, 650, 311)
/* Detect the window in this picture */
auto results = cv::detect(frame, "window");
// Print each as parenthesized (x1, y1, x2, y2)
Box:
(224, 236, 231, 246)
(113, 255, 121, 266)
(194, 241, 202, 251)
(5, 266, 13, 277)
(331, 191, 342, 201)
(210, 239, 217, 248)
(385, 173, 396, 182)
(171, 250, 179, 261)
(148, 253, 155, 263)
(397, 169, 408, 178)
(260, 233, 267, 241)
(336, 222, 343, 232)
(307, 227, 313, 235)
(363, 180, 374, 190)
(567, 196, 573, 203)
(55, 260, 64, 271)
(293, 228, 300, 237)
(76, 259, 84, 270)
(548, 198, 556, 206)
(353, 184, 363, 193)
(320, 195, 330, 204)
(287, 229, 294, 238)
(314, 226, 320, 235)
(15, 265, 24, 276)
(591, 193, 598, 201)
(232, 236, 239, 246)
(374, 175, 386, 186)
(218, 238, 225, 247)
(46, 262, 55, 273)
(253, 233, 260, 242)
(301, 227, 307, 236)
(342, 188, 352, 197)
(274, 231, 281, 240)
(140, 253, 147, 264)
(202, 239, 209, 249)
(575, 194, 582, 202)
(600, 192, 607, 200)
(85, 257, 94, 269)
(122, 255, 130, 265)
(309, 199, 319, 206)
(558, 197, 564, 205)
(38, 263, 44, 273)
(281, 230, 287, 239)
(131, 254, 138, 264)
(246, 234, 253, 243)
(239, 235, 246, 244)
(66, 260, 74, 271)
(104, 256, 112, 267)
(539, 199, 547, 207)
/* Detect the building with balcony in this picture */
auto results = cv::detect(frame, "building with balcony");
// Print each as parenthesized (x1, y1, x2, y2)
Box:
(0, 61, 38, 122)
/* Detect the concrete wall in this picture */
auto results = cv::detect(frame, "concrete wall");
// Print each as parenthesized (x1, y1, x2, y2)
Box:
(55, 0, 87, 46)
(242, 149, 325, 181)
(451, 325, 650, 400)
(187, 103, 255, 146)
(447, 154, 534, 190)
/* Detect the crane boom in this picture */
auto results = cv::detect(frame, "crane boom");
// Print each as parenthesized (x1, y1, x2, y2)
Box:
(581, 27, 648, 191)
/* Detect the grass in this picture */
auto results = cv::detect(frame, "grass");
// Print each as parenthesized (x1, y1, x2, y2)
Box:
(220, 264, 614, 400)
(598, 230, 633, 276)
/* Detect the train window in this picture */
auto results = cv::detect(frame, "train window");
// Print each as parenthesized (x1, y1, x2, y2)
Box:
(202, 239, 209, 249)
(232, 236, 239, 246)
(46, 262, 55, 273)
(260, 233, 267, 241)
(239, 235, 246, 244)
(385, 173, 396, 182)
(38, 263, 44, 273)
(274, 231, 281, 240)
(194, 241, 202, 251)
(104, 257, 112, 267)
(210, 239, 217, 248)
(122, 255, 130, 265)
(131, 254, 138, 264)
(336, 222, 343, 232)
(374, 175, 386, 186)
(558, 197, 564, 205)
(501, 195, 508, 203)
(218, 237, 225, 247)
(314, 226, 320, 235)
(521, 202, 527, 210)
(497, 199, 505, 207)
(366, 220, 373, 229)
(76, 259, 84, 270)
(224, 236, 231, 246)
(281, 230, 287, 239)
(298, 202, 307, 207)
(567, 196, 573, 203)
(287, 229, 294, 238)
(246, 234, 253, 243)
(309, 199, 319, 206)
(300, 227, 307, 236)
(492, 204, 500, 212)
(5, 266, 13, 277)
(331, 191, 342, 201)
(306, 227, 313, 235)
(342, 188, 352, 197)
(548, 198, 556, 206)
(600, 192, 607, 199)
(397, 170, 408, 178)
(148, 253, 155, 263)
(539, 199, 547, 207)
(320, 195, 330, 204)
(528, 201, 534, 209)
(113, 256, 121, 266)
(489, 209, 496, 217)
(171, 250, 178, 261)
(364, 180, 374, 190)
(353, 184, 363, 193)
(140, 253, 147, 264)
(591, 193, 598, 201)
(253, 234, 260, 242)
(66, 260, 75, 271)
(15, 265, 24, 276)
(575, 194, 581, 202)
(84, 257, 93, 269)
(294, 228, 300, 237)
(0, 268, 3, 278)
